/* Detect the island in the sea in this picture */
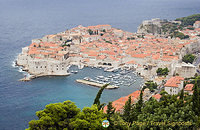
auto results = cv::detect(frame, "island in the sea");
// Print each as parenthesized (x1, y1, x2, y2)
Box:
(16, 17, 200, 87)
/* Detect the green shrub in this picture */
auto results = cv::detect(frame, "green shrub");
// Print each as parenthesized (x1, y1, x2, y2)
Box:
(182, 54, 196, 64)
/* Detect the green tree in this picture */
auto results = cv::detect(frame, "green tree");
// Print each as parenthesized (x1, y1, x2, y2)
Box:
(93, 84, 108, 110)
(88, 29, 93, 35)
(162, 67, 169, 75)
(178, 89, 184, 107)
(123, 96, 132, 123)
(156, 68, 162, 75)
(69, 105, 106, 129)
(133, 94, 196, 129)
(160, 90, 168, 96)
(156, 67, 169, 76)
(172, 31, 189, 39)
(192, 81, 200, 116)
(135, 90, 143, 113)
(182, 54, 196, 64)
(109, 113, 129, 130)
(26, 101, 80, 130)
(176, 14, 200, 27)
(142, 81, 157, 92)
(106, 102, 115, 121)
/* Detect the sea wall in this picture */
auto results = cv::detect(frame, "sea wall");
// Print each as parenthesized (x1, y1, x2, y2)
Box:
(17, 47, 70, 76)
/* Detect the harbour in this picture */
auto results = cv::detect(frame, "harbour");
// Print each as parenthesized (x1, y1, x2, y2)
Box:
(68, 65, 143, 90)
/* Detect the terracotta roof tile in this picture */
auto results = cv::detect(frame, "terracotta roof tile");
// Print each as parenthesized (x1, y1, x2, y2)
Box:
(164, 76, 184, 87)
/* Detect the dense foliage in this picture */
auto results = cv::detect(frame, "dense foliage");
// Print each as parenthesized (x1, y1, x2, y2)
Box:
(176, 14, 200, 27)
(27, 101, 80, 130)
(88, 29, 93, 35)
(69, 105, 106, 129)
(182, 54, 196, 64)
(129, 77, 200, 129)
(161, 22, 179, 34)
(172, 31, 189, 39)
(156, 67, 169, 76)
(26, 101, 107, 130)
(132, 96, 197, 130)
(142, 81, 158, 92)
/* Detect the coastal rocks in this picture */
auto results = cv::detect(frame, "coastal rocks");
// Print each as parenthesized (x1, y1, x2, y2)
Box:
(19, 75, 36, 82)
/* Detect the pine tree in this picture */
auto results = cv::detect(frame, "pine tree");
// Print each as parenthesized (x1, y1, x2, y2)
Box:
(136, 90, 143, 113)
(123, 96, 132, 123)
(106, 102, 116, 129)
(106, 102, 115, 121)
(179, 89, 184, 107)
(192, 81, 200, 116)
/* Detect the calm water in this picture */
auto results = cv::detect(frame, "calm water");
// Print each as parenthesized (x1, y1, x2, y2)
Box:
(0, 0, 200, 129)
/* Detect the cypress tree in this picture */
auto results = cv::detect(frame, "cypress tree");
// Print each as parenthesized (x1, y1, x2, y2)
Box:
(93, 84, 108, 110)
(136, 90, 143, 113)
(180, 89, 184, 100)
(179, 89, 184, 107)
(106, 102, 115, 121)
(106, 102, 115, 129)
(192, 81, 200, 116)
(123, 96, 132, 123)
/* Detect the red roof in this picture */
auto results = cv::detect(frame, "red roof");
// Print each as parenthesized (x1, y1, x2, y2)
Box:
(164, 76, 184, 87)
(152, 94, 161, 100)
(184, 84, 194, 91)
(103, 90, 141, 113)
(195, 21, 200, 24)
(126, 60, 136, 64)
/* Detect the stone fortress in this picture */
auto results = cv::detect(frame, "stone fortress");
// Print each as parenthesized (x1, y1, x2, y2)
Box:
(16, 20, 200, 80)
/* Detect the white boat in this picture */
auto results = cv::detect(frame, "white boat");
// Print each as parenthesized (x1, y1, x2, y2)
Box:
(90, 79, 96, 82)
(84, 77, 90, 81)
(95, 80, 100, 83)
(108, 75, 113, 78)
(71, 70, 78, 74)
(74, 71, 78, 74)
(104, 77, 110, 80)
(97, 76, 104, 78)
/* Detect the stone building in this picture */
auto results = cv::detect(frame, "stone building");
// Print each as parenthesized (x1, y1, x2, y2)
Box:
(193, 21, 200, 28)
(174, 62, 196, 78)
(184, 84, 194, 95)
(164, 76, 184, 95)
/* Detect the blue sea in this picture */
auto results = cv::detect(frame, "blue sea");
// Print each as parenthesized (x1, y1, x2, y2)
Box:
(0, 0, 200, 129)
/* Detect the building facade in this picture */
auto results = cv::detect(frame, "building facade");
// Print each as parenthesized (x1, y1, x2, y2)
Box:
(164, 76, 184, 95)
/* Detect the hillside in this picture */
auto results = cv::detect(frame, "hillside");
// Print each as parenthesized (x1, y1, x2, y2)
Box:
(176, 14, 200, 27)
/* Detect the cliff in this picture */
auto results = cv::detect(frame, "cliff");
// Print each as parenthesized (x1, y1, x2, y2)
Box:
(137, 18, 163, 35)
(137, 18, 181, 36)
